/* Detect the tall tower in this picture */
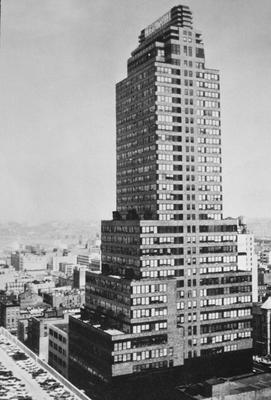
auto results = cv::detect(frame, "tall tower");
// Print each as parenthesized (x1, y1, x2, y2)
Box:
(69, 5, 253, 398)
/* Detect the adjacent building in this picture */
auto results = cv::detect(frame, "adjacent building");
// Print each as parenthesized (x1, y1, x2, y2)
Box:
(0, 326, 90, 400)
(252, 297, 271, 357)
(48, 322, 69, 378)
(237, 217, 258, 302)
(11, 251, 48, 271)
(260, 250, 271, 266)
(69, 5, 253, 399)
(73, 266, 86, 289)
(176, 373, 271, 400)
(18, 289, 44, 309)
(0, 299, 20, 334)
(43, 288, 85, 309)
(27, 310, 68, 361)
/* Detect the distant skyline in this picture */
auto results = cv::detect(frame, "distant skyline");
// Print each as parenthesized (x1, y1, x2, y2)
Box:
(1, 0, 271, 223)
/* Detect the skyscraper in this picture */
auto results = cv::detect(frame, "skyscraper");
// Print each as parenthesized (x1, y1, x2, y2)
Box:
(69, 5, 253, 399)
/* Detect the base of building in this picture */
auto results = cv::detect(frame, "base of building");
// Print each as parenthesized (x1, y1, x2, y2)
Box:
(69, 349, 253, 400)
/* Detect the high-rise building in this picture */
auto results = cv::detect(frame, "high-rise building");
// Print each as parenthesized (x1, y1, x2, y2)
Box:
(69, 5, 253, 399)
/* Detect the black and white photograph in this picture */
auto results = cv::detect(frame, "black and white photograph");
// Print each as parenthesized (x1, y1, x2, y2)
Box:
(0, 1, 271, 399)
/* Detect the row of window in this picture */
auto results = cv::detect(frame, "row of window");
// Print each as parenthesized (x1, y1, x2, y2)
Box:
(196, 100, 219, 108)
(198, 146, 221, 154)
(201, 331, 250, 345)
(132, 307, 167, 319)
(197, 118, 220, 126)
(132, 284, 167, 294)
(200, 265, 237, 274)
(199, 193, 222, 200)
(102, 225, 140, 234)
(198, 156, 221, 164)
(199, 127, 220, 136)
(132, 295, 167, 306)
(49, 329, 67, 344)
(200, 295, 251, 307)
(197, 109, 219, 117)
(114, 348, 168, 364)
(141, 269, 175, 279)
(49, 340, 67, 355)
(205, 285, 251, 296)
(201, 320, 251, 334)
(196, 81, 219, 89)
(141, 259, 174, 267)
(200, 308, 250, 321)
(200, 255, 237, 264)
(197, 90, 219, 98)
(49, 352, 66, 368)
(198, 137, 220, 145)
(156, 66, 180, 75)
(196, 72, 219, 81)
(132, 321, 167, 334)
(133, 360, 169, 372)
(199, 235, 236, 243)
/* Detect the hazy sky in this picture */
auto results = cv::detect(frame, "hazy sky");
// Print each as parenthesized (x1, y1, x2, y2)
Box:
(0, 0, 271, 223)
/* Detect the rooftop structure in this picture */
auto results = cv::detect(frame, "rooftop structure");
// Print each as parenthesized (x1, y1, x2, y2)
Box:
(48, 322, 69, 378)
(176, 373, 271, 399)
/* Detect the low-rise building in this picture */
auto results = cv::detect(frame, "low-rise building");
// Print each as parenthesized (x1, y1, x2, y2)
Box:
(252, 298, 271, 356)
(48, 323, 69, 378)
(176, 373, 271, 400)
(26, 279, 55, 294)
(73, 266, 86, 289)
(43, 289, 85, 309)
(0, 299, 20, 334)
(17, 305, 62, 344)
(59, 262, 77, 276)
(76, 249, 100, 272)
(51, 253, 77, 272)
(5, 279, 26, 295)
(18, 289, 44, 309)
(0, 326, 90, 400)
(260, 250, 271, 265)
(11, 251, 48, 271)
(27, 310, 68, 362)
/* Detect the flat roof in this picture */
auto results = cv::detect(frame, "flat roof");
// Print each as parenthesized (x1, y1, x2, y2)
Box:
(0, 328, 91, 400)
(52, 323, 69, 333)
(178, 373, 271, 399)
(104, 328, 124, 335)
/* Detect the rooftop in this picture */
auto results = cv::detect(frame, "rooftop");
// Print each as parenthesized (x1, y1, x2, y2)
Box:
(139, 5, 193, 44)
(177, 373, 271, 399)
(261, 297, 271, 310)
(0, 327, 91, 400)
(52, 322, 69, 334)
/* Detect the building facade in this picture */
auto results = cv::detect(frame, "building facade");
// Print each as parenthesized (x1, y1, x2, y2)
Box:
(73, 266, 86, 289)
(260, 250, 271, 266)
(11, 252, 48, 272)
(252, 298, 271, 357)
(48, 323, 69, 378)
(43, 289, 85, 309)
(27, 310, 68, 362)
(0, 300, 20, 335)
(69, 5, 253, 399)
(237, 217, 258, 302)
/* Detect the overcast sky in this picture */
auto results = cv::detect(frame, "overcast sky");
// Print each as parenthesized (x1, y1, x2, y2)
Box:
(0, 0, 271, 223)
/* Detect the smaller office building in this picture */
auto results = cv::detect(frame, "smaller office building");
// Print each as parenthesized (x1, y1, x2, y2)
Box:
(48, 323, 69, 378)
(0, 300, 20, 334)
(253, 297, 271, 356)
